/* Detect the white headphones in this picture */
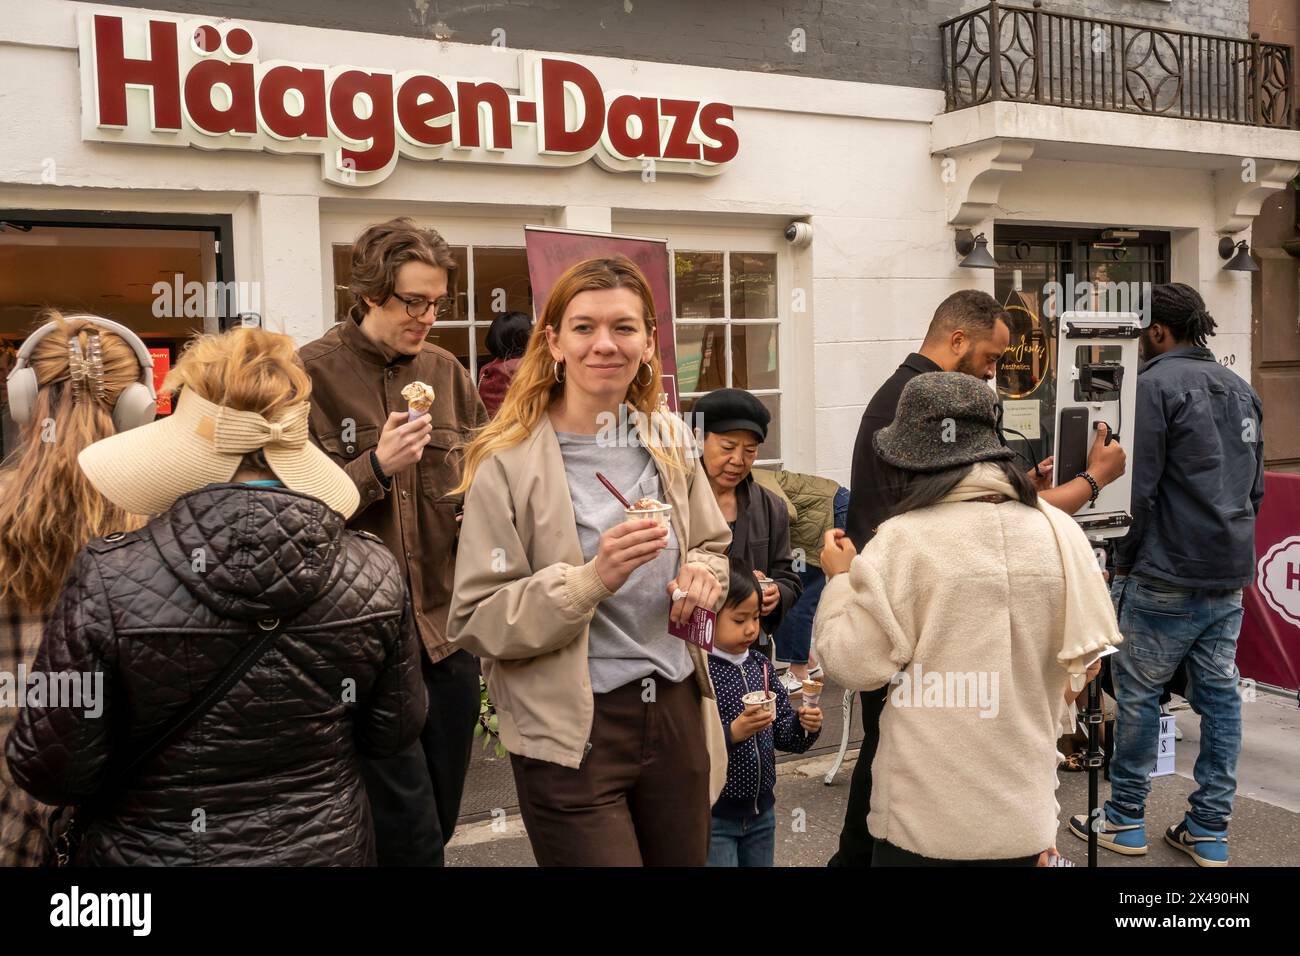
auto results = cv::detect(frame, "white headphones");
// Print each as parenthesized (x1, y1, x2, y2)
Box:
(6, 315, 157, 432)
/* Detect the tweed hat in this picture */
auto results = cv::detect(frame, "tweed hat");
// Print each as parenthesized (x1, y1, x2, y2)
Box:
(873, 371, 1016, 473)
(79, 388, 360, 518)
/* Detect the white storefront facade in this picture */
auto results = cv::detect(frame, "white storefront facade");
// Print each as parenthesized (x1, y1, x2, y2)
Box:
(4, 2, 1299, 483)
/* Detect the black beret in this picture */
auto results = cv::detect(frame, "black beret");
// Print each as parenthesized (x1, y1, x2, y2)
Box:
(694, 388, 769, 442)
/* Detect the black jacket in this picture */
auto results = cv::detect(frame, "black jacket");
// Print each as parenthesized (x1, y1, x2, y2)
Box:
(730, 477, 802, 634)
(1113, 346, 1265, 589)
(707, 649, 817, 820)
(5, 485, 426, 866)
(845, 353, 942, 548)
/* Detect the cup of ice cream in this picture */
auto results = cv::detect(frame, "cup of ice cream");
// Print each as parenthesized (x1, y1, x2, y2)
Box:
(801, 679, 824, 708)
(624, 496, 673, 529)
(402, 381, 435, 422)
(741, 689, 777, 716)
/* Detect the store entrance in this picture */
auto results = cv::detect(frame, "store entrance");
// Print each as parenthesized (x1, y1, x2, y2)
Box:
(0, 216, 229, 460)
(992, 225, 1171, 467)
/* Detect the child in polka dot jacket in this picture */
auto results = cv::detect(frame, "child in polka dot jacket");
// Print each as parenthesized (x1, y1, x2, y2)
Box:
(706, 558, 822, 866)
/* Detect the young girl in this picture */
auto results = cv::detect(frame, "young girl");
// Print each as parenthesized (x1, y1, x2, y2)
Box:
(707, 557, 822, 867)
(448, 256, 732, 867)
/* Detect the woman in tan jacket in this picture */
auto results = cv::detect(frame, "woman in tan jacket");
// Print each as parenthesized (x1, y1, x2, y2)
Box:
(448, 256, 731, 866)
(814, 371, 1121, 866)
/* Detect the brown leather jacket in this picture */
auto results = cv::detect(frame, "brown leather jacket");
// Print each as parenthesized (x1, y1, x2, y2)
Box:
(299, 317, 488, 664)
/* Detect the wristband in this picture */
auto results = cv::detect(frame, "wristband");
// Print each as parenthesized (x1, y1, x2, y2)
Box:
(370, 450, 392, 489)
(1077, 471, 1100, 504)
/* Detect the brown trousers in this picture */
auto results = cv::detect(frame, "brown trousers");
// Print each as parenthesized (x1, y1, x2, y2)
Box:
(509, 675, 711, 866)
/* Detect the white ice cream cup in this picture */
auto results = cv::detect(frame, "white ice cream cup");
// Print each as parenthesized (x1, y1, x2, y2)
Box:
(624, 503, 673, 529)
(741, 690, 777, 716)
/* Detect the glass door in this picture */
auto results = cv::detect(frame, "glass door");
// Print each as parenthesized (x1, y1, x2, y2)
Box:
(993, 226, 1169, 465)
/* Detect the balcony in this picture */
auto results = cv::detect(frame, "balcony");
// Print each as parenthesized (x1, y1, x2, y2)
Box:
(940, 1, 1295, 128)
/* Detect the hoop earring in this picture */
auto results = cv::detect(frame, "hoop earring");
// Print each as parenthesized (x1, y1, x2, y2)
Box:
(553, 360, 566, 384)
(636, 362, 653, 387)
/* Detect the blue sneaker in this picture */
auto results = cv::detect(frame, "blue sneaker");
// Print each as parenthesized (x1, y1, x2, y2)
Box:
(1165, 817, 1229, 867)
(1068, 807, 1148, 855)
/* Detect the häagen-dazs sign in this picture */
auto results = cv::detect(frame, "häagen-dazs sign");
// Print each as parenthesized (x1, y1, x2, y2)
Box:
(78, 11, 740, 187)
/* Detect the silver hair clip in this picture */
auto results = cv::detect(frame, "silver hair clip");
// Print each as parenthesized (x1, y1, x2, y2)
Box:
(84, 331, 106, 403)
(67, 336, 87, 404)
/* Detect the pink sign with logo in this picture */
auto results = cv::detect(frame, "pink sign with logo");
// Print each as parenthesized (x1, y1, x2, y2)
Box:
(1240, 472, 1300, 692)
(523, 226, 679, 411)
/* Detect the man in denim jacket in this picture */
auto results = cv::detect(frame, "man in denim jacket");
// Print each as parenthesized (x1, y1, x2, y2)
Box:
(1070, 283, 1265, 867)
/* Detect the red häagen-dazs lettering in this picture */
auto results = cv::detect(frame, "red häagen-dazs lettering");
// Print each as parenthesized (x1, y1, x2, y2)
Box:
(82, 12, 738, 186)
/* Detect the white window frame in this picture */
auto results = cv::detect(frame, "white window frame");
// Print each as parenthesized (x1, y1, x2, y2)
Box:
(321, 211, 795, 464)
(655, 227, 790, 468)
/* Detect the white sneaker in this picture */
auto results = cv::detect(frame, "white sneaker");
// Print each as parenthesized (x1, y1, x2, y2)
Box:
(779, 671, 804, 697)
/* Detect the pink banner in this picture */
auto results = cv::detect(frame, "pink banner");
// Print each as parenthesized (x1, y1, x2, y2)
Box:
(523, 226, 678, 412)
(1240, 471, 1300, 693)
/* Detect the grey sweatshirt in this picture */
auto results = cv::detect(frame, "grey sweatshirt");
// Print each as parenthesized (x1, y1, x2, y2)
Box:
(556, 431, 694, 693)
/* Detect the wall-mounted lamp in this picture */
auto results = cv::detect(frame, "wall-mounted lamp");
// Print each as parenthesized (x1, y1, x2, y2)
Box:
(1218, 237, 1259, 272)
(955, 229, 996, 269)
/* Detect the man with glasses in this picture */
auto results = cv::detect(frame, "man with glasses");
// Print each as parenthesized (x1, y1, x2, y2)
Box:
(300, 217, 488, 866)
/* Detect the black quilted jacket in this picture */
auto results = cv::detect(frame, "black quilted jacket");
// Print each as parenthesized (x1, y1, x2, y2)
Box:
(5, 484, 426, 866)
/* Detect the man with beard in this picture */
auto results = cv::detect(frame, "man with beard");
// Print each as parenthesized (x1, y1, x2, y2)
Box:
(827, 289, 1127, 866)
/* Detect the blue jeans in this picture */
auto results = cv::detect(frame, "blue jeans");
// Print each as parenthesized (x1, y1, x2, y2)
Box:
(1106, 574, 1245, 831)
(707, 807, 777, 867)
(775, 487, 849, 665)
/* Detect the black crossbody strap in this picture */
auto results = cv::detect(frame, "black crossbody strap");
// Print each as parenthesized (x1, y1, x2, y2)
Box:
(117, 617, 284, 783)
(48, 618, 285, 865)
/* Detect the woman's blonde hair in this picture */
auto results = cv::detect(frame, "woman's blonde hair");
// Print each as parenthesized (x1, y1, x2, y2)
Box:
(454, 256, 685, 494)
(163, 325, 311, 414)
(0, 312, 146, 611)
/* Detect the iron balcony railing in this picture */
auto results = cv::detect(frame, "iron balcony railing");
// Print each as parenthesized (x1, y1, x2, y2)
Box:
(940, 0, 1295, 128)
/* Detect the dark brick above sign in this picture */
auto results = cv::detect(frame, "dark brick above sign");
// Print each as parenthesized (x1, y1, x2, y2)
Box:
(84, 0, 1252, 92)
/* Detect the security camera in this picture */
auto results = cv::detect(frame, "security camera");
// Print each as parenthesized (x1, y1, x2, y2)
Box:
(784, 221, 812, 248)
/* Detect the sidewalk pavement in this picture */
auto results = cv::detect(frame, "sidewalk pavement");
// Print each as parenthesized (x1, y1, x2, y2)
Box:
(448, 689, 1300, 866)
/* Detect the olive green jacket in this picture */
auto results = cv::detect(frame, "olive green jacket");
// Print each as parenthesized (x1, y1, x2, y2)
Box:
(752, 468, 842, 570)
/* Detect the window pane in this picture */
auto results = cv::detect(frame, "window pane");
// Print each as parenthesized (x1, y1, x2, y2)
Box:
(675, 323, 727, 393)
(674, 251, 724, 318)
(730, 323, 779, 390)
(450, 246, 468, 321)
(730, 252, 777, 319)
(332, 244, 352, 322)
(474, 323, 490, 378)
(754, 393, 781, 461)
(426, 326, 471, 372)
(473, 247, 531, 322)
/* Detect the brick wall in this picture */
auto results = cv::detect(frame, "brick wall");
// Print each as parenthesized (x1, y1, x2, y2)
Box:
(85, 0, 1254, 90)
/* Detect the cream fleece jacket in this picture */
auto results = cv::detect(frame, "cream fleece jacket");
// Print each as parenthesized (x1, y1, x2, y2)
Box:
(814, 476, 1116, 860)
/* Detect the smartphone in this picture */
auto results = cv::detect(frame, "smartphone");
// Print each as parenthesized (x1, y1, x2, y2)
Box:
(1056, 407, 1090, 486)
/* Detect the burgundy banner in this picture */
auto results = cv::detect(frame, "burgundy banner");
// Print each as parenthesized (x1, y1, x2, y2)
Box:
(1240, 471, 1300, 692)
(523, 226, 679, 411)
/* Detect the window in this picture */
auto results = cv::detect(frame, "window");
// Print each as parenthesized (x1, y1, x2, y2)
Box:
(332, 243, 532, 380)
(673, 250, 781, 464)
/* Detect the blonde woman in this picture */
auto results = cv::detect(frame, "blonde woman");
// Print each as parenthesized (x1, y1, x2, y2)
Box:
(6, 327, 425, 866)
(448, 256, 731, 866)
(0, 313, 153, 866)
